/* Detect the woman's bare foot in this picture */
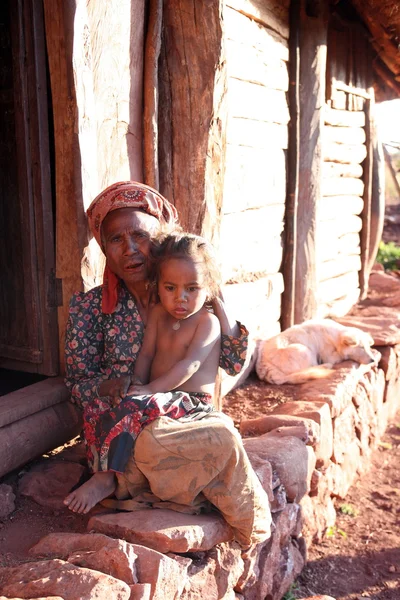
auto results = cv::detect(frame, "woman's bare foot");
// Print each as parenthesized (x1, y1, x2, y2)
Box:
(64, 471, 116, 514)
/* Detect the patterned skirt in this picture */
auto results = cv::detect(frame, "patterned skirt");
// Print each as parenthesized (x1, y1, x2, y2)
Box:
(83, 391, 214, 473)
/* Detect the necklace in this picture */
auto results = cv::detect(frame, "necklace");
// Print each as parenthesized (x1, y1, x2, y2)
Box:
(172, 320, 181, 331)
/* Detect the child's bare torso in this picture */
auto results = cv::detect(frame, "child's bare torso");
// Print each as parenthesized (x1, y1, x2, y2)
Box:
(150, 306, 220, 395)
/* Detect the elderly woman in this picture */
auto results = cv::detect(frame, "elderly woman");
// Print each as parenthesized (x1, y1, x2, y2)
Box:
(63, 181, 271, 548)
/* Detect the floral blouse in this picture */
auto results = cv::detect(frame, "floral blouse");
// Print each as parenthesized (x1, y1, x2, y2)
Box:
(65, 285, 248, 409)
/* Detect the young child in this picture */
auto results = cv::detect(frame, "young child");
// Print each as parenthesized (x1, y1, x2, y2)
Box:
(90, 232, 226, 476)
(128, 231, 222, 405)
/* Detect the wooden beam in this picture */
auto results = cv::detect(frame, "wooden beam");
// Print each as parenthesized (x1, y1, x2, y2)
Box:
(158, 0, 227, 245)
(295, 0, 328, 323)
(43, 0, 83, 373)
(359, 88, 374, 299)
(143, 0, 162, 189)
(281, 0, 300, 330)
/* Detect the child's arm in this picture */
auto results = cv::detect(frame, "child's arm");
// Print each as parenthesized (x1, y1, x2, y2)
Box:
(129, 312, 221, 395)
(130, 305, 159, 387)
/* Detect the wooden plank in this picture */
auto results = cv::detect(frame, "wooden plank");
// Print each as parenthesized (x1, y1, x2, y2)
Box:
(158, 0, 227, 243)
(322, 177, 364, 197)
(0, 344, 42, 364)
(318, 231, 360, 261)
(318, 287, 360, 319)
(319, 255, 361, 282)
(220, 208, 285, 280)
(324, 125, 366, 145)
(319, 215, 362, 238)
(220, 235, 283, 283)
(318, 271, 359, 304)
(223, 144, 286, 213)
(359, 91, 374, 298)
(338, 233, 361, 255)
(322, 162, 363, 179)
(325, 106, 365, 127)
(43, 0, 83, 371)
(319, 196, 364, 220)
(227, 78, 290, 124)
(143, 0, 162, 189)
(222, 275, 284, 338)
(226, 0, 289, 39)
(226, 39, 289, 91)
(226, 117, 288, 150)
(295, 0, 328, 323)
(323, 142, 367, 164)
(225, 6, 289, 62)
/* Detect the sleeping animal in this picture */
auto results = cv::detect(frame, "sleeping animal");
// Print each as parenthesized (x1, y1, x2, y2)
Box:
(256, 318, 377, 385)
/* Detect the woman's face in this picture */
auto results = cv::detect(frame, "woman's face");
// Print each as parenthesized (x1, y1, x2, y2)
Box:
(102, 208, 160, 286)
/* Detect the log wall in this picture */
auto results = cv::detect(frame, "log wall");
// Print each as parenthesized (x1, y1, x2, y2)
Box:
(221, 0, 290, 340)
(317, 19, 374, 318)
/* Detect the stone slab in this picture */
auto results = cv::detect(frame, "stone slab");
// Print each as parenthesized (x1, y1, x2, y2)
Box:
(88, 508, 233, 553)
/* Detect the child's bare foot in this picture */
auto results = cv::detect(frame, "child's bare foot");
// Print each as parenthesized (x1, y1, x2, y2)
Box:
(64, 471, 116, 514)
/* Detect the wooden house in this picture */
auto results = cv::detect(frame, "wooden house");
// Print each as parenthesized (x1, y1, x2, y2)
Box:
(0, 0, 399, 473)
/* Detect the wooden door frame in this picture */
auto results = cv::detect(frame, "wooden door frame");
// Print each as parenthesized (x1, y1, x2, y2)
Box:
(0, 0, 58, 375)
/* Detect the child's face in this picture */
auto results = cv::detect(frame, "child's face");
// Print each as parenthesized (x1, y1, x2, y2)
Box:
(158, 257, 209, 322)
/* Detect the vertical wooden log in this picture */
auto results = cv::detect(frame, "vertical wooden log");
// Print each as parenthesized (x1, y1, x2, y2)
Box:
(43, 0, 84, 372)
(295, 0, 328, 323)
(158, 0, 227, 245)
(359, 88, 373, 299)
(369, 124, 385, 270)
(281, 0, 300, 331)
(143, 0, 163, 189)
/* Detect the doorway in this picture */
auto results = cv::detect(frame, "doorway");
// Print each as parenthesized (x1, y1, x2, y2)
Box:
(0, 0, 58, 376)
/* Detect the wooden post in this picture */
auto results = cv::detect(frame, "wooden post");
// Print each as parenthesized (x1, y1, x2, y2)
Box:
(281, 0, 300, 331)
(294, 0, 328, 324)
(157, 0, 227, 244)
(368, 127, 385, 272)
(359, 89, 374, 299)
(143, 0, 162, 189)
(43, 0, 84, 372)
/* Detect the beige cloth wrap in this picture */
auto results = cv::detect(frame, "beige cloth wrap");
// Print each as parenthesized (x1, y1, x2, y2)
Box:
(112, 412, 272, 547)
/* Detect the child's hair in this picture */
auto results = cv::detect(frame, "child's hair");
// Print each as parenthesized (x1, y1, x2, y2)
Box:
(150, 231, 221, 299)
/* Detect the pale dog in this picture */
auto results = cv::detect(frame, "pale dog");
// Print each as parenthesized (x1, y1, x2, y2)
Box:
(256, 318, 377, 385)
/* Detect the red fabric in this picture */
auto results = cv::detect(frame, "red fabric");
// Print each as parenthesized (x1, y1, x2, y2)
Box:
(86, 181, 178, 313)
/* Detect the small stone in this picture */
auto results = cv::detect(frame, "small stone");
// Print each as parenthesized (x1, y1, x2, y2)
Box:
(388, 565, 396, 573)
(0, 484, 16, 519)
(19, 460, 87, 509)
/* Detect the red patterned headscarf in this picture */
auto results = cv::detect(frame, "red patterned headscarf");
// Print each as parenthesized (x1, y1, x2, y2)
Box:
(87, 181, 179, 313)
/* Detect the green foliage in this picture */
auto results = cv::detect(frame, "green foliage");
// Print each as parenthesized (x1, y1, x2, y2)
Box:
(282, 582, 299, 600)
(376, 241, 400, 271)
(339, 503, 359, 517)
(326, 525, 347, 539)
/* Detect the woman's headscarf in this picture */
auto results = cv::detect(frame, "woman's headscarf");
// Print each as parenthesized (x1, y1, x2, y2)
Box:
(87, 181, 179, 313)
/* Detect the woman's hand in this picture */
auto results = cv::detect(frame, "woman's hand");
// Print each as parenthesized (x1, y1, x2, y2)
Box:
(98, 376, 132, 407)
(127, 383, 153, 396)
(210, 293, 239, 337)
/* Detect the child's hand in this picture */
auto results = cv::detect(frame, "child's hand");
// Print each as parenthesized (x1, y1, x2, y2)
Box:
(99, 376, 132, 406)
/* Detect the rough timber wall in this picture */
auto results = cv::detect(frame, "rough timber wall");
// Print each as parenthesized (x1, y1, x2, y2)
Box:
(220, 0, 290, 340)
(318, 20, 373, 318)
